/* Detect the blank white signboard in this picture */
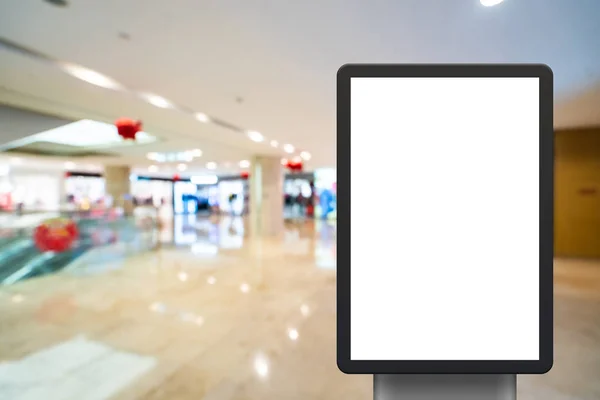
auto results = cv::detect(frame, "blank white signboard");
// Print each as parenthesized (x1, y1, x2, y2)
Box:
(350, 77, 540, 361)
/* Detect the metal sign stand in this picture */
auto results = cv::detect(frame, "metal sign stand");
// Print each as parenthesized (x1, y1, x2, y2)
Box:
(374, 374, 516, 400)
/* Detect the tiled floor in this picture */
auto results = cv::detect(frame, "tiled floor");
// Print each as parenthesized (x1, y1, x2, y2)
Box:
(0, 218, 599, 399)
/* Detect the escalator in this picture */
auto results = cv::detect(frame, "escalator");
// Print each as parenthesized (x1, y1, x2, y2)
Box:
(0, 216, 156, 285)
(0, 238, 95, 284)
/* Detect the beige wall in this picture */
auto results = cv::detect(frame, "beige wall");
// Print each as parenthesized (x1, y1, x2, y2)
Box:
(555, 128, 600, 258)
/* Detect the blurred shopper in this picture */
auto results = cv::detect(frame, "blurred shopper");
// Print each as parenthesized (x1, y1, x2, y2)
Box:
(228, 193, 238, 216)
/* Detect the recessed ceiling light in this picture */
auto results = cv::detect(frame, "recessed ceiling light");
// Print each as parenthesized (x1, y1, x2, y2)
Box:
(177, 163, 187, 171)
(191, 149, 202, 157)
(147, 152, 159, 160)
(292, 156, 302, 164)
(60, 63, 123, 90)
(141, 93, 173, 109)
(270, 140, 279, 148)
(281, 158, 288, 166)
(239, 160, 250, 169)
(206, 162, 217, 170)
(64, 161, 76, 169)
(300, 151, 311, 161)
(195, 113, 210, 123)
(480, 0, 505, 6)
(247, 131, 264, 143)
(148, 165, 158, 172)
(283, 144, 295, 154)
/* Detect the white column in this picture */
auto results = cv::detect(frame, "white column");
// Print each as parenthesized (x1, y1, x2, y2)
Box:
(249, 156, 284, 237)
(104, 165, 133, 215)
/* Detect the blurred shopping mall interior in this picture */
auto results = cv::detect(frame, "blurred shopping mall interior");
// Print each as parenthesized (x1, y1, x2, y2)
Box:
(0, 1, 600, 399)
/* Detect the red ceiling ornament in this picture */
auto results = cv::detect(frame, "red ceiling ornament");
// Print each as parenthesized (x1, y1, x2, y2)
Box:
(241, 171, 250, 179)
(33, 218, 79, 253)
(115, 118, 142, 141)
(173, 174, 181, 182)
(286, 158, 303, 173)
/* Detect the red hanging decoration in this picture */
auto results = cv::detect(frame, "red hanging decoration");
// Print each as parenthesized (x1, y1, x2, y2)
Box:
(173, 174, 181, 182)
(115, 118, 142, 141)
(286, 158, 303, 172)
(33, 218, 79, 253)
(241, 171, 250, 179)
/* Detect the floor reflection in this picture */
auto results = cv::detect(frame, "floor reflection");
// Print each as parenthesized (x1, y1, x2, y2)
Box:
(1, 219, 598, 399)
(172, 215, 245, 250)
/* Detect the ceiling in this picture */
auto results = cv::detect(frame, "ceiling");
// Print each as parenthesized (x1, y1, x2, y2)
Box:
(0, 0, 599, 173)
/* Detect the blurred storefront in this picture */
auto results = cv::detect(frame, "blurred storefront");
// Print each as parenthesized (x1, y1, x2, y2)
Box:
(65, 173, 105, 210)
(131, 177, 173, 208)
(0, 163, 64, 212)
(218, 178, 247, 216)
(284, 173, 314, 219)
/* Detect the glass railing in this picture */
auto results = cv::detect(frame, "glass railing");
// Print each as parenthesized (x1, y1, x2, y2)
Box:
(0, 212, 158, 285)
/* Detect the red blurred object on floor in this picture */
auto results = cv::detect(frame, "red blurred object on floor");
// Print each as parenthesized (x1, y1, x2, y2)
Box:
(33, 218, 79, 252)
(115, 118, 142, 141)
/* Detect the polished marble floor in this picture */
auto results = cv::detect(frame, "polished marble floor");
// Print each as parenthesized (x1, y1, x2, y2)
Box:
(0, 217, 599, 399)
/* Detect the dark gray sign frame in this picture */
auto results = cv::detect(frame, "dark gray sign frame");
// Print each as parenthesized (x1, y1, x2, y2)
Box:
(336, 64, 554, 375)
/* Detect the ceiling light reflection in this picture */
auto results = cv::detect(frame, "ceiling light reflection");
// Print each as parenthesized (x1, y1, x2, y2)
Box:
(300, 304, 310, 317)
(240, 283, 250, 293)
(253, 353, 270, 379)
(64, 161, 76, 169)
(191, 242, 218, 256)
(247, 131, 265, 142)
(177, 163, 187, 171)
(206, 162, 217, 170)
(149, 302, 167, 313)
(195, 113, 210, 123)
(61, 63, 123, 90)
(207, 276, 217, 285)
(270, 140, 279, 148)
(239, 160, 250, 169)
(148, 165, 158, 173)
(179, 312, 195, 323)
(283, 144, 295, 154)
(287, 328, 299, 341)
(178, 271, 188, 282)
(141, 93, 173, 109)
(300, 151, 311, 161)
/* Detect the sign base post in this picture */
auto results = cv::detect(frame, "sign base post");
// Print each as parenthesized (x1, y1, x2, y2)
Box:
(374, 374, 516, 400)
